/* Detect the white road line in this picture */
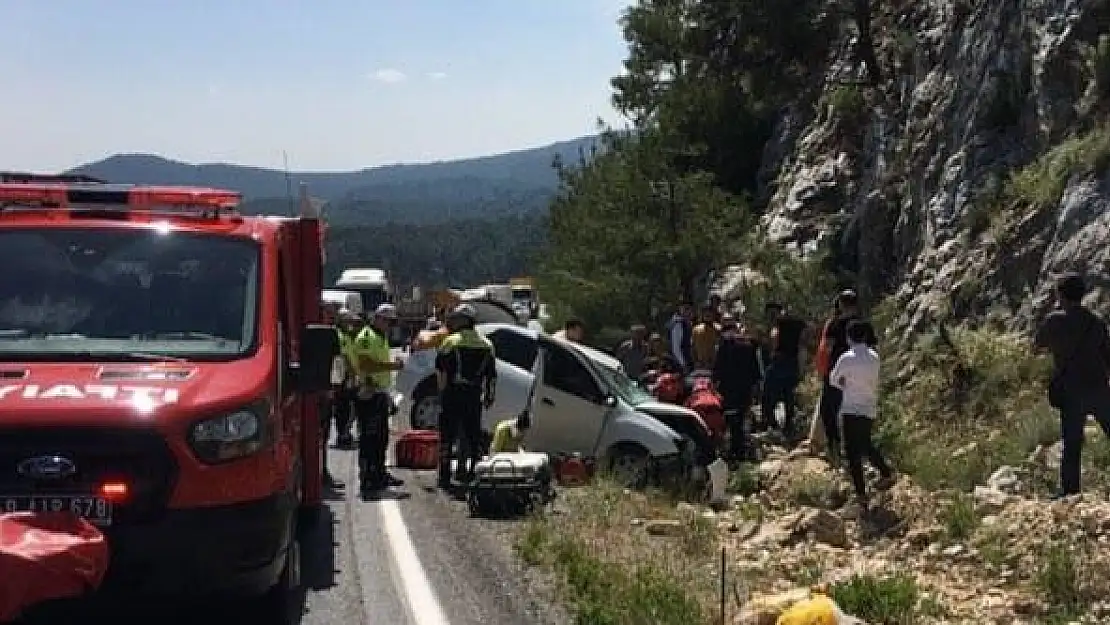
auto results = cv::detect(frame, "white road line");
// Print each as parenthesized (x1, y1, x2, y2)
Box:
(379, 497, 451, 625)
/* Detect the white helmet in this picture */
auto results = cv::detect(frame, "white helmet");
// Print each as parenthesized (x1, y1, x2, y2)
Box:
(449, 303, 477, 322)
(373, 303, 398, 320)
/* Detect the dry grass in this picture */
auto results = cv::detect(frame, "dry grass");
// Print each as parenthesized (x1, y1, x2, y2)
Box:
(963, 124, 1110, 239)
(517, 482, 731, 625)
(874, 324, 1110, 493)
(1006, 124, 1110, 211)
(876, 326, 1056, 490)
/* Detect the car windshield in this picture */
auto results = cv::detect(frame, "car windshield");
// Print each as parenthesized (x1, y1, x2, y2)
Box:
(0, 227, 260, 361)
(587, 355, 654, 406)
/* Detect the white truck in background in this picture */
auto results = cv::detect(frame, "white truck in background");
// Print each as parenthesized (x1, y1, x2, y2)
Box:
(455, 284, 512, 309)
(335, 268, 391, 313)
(510, 277, 539, 321)
(321, 289, 364, 315)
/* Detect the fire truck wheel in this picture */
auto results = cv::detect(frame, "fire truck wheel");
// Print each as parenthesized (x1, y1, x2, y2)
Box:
(258, 534, 304, 624)
(294, 463, 323, 529)
(298, 502, 323, 529)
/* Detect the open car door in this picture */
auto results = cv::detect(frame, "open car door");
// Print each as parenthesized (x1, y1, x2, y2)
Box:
(479, 326, 541, 432)
(527, 339, 610, 455)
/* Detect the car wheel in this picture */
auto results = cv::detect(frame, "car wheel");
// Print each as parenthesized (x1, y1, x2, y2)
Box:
(410, 393, 441, 430)
(606, 444, 650, 489)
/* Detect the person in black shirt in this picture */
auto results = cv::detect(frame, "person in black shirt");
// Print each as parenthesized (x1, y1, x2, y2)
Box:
(1034, 272, 1110, 498)
(760, 302, 807, 437)
(818, 290, 877, 462)
(713, 315, 762, 461)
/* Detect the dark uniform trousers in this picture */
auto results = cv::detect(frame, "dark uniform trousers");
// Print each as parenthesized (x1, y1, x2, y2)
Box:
(318, 393, 334, 474)
(333, 386, 355, 441)
(440, 385, 483, 483)
(355, 391, 391, 485)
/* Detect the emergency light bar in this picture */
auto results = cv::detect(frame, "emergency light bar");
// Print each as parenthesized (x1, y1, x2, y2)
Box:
(0, 183, 241, 212)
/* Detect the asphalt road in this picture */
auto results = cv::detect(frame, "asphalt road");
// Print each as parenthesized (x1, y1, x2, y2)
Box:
(15, 434, 568, 625)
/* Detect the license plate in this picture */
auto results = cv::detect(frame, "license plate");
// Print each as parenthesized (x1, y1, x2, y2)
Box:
(0, 495, 112, 525)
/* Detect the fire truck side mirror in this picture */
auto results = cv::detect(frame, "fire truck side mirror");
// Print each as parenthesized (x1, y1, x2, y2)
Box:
(295, 324, 341, 393)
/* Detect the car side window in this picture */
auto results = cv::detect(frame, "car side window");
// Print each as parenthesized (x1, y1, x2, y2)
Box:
(543, 345, 601, 401)
(486, 329, 538, 371)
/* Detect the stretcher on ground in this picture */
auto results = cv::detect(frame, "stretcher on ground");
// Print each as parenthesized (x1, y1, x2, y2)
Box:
(467, 452, 555, 518)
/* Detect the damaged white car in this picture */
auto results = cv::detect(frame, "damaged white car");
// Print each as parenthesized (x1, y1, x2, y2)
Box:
(395, 323, 716, 486)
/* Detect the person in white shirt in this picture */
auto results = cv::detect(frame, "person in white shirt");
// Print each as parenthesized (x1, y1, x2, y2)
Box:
(829, 319, 895, 506)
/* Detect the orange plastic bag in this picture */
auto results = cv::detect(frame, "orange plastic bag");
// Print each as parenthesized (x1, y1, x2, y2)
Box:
(815, 319, 834, 378)
(653, 373, 684, 404)
(685, 378, 726, 440)
(0, 512, 110, 621)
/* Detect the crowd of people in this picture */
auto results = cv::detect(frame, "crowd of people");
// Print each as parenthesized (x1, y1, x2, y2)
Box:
(566, 289, 896, 508)
(589, 271, 1110, 505)
(321, 300, 500, 496)
(318, 270, 1110, 506)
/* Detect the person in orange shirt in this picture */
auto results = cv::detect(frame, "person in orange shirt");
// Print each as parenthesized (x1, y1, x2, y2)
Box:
(414, 317, 450, 351)
(692, 304, 721, 370)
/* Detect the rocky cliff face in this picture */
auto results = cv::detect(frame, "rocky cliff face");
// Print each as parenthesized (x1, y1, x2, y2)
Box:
(761, 0, 1110, 338)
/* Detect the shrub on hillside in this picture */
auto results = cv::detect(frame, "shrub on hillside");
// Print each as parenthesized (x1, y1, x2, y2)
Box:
(874, 324, 1096, 491)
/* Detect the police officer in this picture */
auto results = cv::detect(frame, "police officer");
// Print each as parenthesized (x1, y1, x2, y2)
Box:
(334, 309, 362, 448)
(435, 304, 496, 489)
(353, 304, 405, 493)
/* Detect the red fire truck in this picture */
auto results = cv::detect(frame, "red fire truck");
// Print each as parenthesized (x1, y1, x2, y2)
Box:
(0, 182, 338, 620)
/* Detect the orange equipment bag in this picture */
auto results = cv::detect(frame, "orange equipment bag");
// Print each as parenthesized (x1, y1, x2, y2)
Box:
(395, 430, 440, 470)
(815, 319, 834, 378)
(0, 512, 110, 621)
(685, 377, 726, 439)
(555, 454, 590, 487)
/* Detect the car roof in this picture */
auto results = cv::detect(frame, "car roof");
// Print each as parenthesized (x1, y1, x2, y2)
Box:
(477, 323, 622, 371)
(566, 340, 622, 371)
(476, 322, 538, 339)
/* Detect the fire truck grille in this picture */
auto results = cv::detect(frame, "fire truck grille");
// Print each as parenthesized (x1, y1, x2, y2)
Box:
(0, 427, 178, 524)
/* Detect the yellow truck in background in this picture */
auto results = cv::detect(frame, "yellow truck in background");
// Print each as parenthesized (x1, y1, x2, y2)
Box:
(509, 277, 538, 319)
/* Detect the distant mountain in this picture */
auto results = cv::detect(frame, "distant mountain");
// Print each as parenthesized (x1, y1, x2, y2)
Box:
(66, 136, 601, 225)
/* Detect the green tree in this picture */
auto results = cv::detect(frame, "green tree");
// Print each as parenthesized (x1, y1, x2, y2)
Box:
(541, 131, 748, 330)
(611, 0, 833, 197)
(323, 214, 547, 289)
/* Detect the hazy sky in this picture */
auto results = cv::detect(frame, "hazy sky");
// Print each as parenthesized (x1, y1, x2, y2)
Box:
(0, 0, 630, 172)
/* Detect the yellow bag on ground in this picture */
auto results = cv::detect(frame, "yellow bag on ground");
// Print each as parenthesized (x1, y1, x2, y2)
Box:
(775, 593, 842, 625)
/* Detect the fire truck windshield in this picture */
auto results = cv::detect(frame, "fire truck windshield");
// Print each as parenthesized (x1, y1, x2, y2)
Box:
(0, 227, 259, 361)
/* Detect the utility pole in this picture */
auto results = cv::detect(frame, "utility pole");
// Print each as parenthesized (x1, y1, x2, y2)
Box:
(283, 151, 294, 216)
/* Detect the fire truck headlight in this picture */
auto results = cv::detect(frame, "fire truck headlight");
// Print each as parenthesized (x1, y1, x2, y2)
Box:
(188, 408, 265, 463)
